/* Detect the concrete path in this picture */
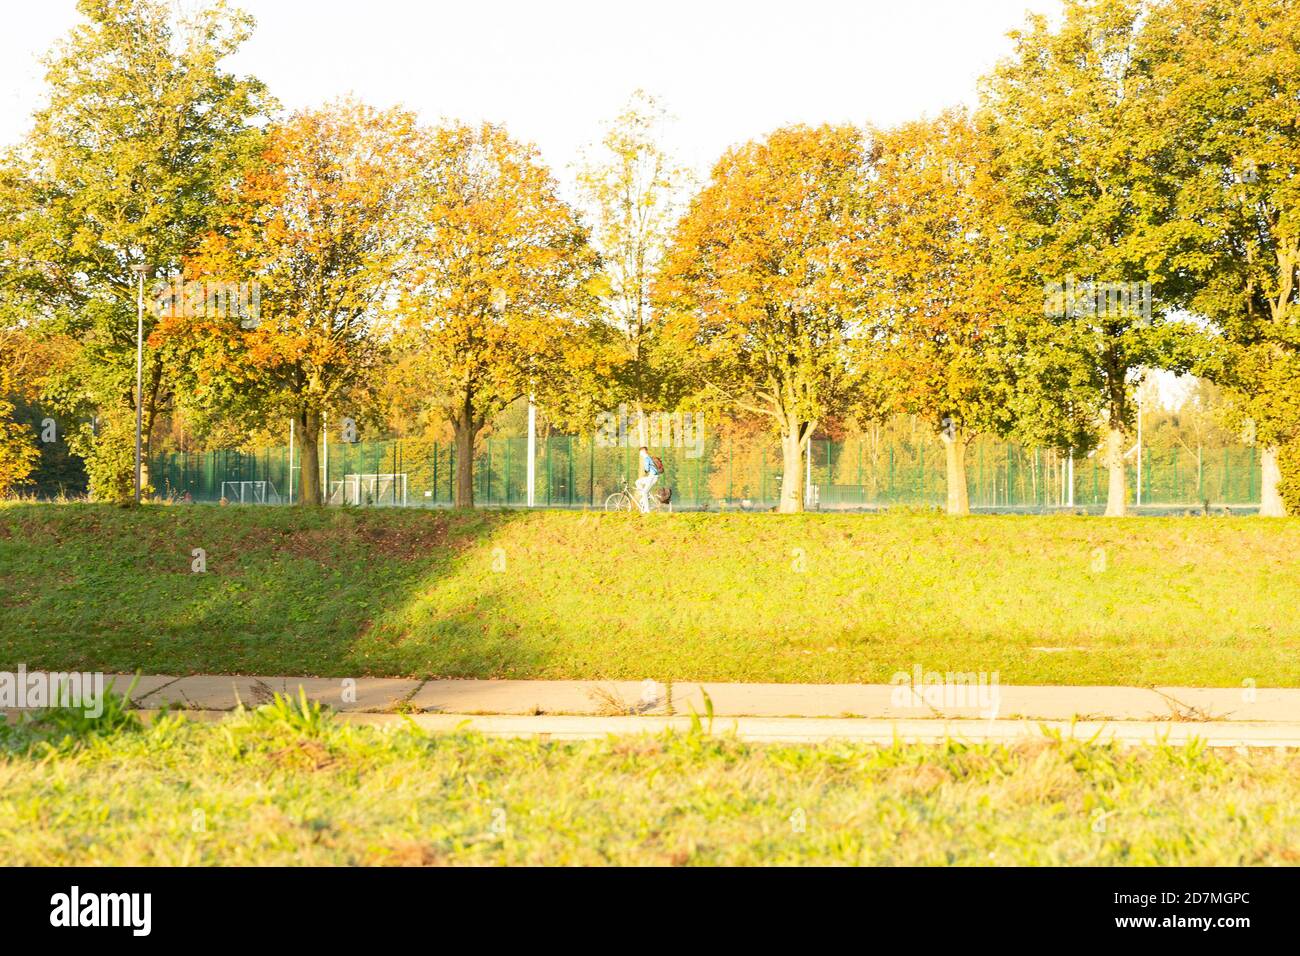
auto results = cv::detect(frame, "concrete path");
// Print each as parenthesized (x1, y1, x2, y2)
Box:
(80, 674, 1300, 722)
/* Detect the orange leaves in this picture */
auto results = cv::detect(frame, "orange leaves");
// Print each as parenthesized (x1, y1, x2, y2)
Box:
(174, 100, 424, 415)
(658, 124, 871, 424)
(862, 110, 1015, 433)
(395, 122, 598, 429)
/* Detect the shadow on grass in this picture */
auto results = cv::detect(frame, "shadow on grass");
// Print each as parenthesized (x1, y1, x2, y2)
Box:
(0, 502, 536, 678)
(4, 503, 1300, 685)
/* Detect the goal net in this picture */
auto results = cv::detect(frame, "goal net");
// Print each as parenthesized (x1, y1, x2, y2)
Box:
(219, 480, 281, 504)
(328, 473, 408, 506)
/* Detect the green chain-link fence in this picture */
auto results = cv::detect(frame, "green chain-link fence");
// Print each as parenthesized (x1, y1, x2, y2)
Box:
(150, 434, 1263, 510)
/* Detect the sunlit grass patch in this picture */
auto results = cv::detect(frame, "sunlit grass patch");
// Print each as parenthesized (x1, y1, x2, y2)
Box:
(1, 691, 1298, 865)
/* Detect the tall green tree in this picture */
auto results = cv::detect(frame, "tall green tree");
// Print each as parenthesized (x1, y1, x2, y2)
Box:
(658, 125, 873, 513)
(980, 0, 1199, 516)
(1144, 0, 1300, 515)
(0, 0, 269, 500)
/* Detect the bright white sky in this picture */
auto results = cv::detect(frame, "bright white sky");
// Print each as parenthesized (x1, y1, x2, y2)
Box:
(2, 0, 1063, 182)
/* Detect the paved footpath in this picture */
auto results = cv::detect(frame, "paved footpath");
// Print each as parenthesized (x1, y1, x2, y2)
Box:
(86, 674, 1300, 721)
(10, 675, 1300, 746)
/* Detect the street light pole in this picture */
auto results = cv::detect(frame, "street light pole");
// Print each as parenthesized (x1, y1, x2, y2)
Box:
(1136, 390, 1144, 509)
(527, 390, 536, 507)
(805, 429, 812, 508)
(132, 264, 147, 504)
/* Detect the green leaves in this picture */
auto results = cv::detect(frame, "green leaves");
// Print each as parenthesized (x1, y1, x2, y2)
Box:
(978, 0, 1226, 509)
(1, 0, 270, 498)
(1144, 0, 1300, 467)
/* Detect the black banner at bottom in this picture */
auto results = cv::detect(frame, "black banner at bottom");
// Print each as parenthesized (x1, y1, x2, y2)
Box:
(0, 866, 1286, 942)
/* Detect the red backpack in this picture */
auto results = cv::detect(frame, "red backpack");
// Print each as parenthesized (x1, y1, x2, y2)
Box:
(650, 454, 665, 475)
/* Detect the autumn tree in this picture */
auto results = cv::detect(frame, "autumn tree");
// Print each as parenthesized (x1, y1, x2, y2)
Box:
(398, 122, 598, 508)
(980, 0, 1200, 516)
(658, 125, 872, 513)
(0, 0, 269, 500)
(172, 101, 423, 505)
(575, 91, 693, 441)
(864, 110, 1020, 515)
(1143, 0, 1300, 515)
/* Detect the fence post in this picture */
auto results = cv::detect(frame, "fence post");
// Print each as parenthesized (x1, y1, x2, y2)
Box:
(1007, 444, 1013, 507)
(823, 438, 830, 501)
(918, 443, 924, 503)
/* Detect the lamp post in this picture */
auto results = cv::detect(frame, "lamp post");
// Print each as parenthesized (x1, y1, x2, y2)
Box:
(527, 391, 536, 507)
(805, 430, 812, 508)
(1136, 389, 1144, 509)
(131, 264, 147, 503)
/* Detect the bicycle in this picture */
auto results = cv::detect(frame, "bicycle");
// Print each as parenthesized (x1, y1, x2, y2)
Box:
(604, 476, 669, 513)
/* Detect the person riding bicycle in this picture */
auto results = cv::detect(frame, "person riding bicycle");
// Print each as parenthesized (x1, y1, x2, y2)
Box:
(635, 445, 662, 510)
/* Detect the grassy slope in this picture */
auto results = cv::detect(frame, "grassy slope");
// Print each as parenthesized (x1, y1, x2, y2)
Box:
(2, 502, 1299, 685)
(2, 703, 1298, 865)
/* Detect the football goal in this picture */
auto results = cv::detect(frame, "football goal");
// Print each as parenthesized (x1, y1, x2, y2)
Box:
(219, 480, 282, 504)
(328, 473, 409, 506)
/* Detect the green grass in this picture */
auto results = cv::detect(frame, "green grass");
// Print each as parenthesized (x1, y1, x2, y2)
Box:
(2, 694, 1297, 865)
(2, 502, 1299, 685)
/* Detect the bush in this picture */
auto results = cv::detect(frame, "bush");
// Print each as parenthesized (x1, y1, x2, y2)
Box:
(76, 416, 143, 503)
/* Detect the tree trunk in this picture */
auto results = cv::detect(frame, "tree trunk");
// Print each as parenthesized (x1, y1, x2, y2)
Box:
(453, 417, 475, 509)
(942, 429, 971, 516)
(1259, 445, 1285, 517)
(778, 419, 806, 514)
(1103, 425, 1127, 517)
(634, 399, 648, 448)
(296, 409, 322, 505)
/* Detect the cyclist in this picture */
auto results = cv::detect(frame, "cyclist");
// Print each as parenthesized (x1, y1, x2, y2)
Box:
(635, 445, 662, 511)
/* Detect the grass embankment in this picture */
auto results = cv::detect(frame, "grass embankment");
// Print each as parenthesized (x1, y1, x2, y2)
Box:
(2, 695, 1297, 865)
(2, 502, 1298, 685)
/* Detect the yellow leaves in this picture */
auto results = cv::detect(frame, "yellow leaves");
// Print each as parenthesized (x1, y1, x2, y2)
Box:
(167, 101, 427, 409)
(657, 125, 872, 425)
(387, 121, 600, 428)
(662, 124, 872, 329)
(585, 274, 614, 300)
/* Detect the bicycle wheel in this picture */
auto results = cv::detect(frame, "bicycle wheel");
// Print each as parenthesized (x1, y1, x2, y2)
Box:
(604, 492, 634, 513)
